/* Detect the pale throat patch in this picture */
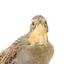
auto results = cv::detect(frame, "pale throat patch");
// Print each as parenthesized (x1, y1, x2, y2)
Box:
(28, 24, 47, 45)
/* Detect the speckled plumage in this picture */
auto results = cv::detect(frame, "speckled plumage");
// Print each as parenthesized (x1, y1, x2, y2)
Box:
(0, 15, 54, 64)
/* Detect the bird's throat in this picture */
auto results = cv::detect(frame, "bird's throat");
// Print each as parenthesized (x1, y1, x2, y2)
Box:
(28, 24, 48, 45)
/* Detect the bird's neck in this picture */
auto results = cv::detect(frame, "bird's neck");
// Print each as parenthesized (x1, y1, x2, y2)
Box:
(28, 30, 48, 46)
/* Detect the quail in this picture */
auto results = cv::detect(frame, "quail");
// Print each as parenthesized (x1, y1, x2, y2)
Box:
(0, 15, 54, 64)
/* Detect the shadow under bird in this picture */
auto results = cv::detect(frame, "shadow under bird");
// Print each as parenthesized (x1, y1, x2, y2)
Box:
(0, 15, 54, 64)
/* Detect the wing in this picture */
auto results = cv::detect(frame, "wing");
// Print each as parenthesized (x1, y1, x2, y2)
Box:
(0, 33, 30, 64)
(46, 42, 54, 60)
(0, 38, 23, 64)
(0, 43, 18, 64)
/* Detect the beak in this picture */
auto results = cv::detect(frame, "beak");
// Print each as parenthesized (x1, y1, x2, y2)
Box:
(34, 24, 44, 34)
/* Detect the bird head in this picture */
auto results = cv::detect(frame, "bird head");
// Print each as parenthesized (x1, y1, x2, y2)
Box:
(29, 15, 48, 45)
(30, 15, 48, 34)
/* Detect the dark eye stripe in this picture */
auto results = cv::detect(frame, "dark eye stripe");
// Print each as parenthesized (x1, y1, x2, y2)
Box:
(32, 22, 34, 26)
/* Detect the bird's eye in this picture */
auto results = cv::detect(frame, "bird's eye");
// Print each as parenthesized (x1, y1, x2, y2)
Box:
(45, 21, 47, 24)
(32, 22, 34, 26)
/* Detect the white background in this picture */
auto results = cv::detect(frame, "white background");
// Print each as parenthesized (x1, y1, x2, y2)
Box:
(0, 0, 64, 64)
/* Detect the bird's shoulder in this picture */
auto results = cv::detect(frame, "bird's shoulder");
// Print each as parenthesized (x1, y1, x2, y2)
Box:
(0, 33, 30, 64)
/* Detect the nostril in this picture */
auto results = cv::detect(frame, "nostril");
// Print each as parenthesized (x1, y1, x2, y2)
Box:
(39, 20, 41, 23)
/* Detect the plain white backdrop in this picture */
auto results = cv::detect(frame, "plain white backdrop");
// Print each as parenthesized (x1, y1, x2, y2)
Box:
(0, 0, 64, 64)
